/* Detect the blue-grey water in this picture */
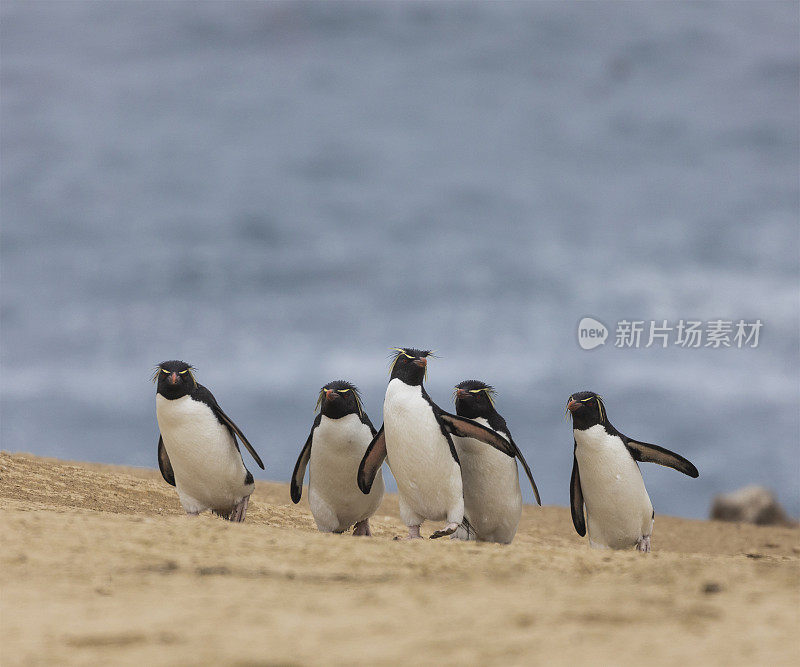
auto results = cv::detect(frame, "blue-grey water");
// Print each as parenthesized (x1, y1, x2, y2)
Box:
(2, 1, 798, 519)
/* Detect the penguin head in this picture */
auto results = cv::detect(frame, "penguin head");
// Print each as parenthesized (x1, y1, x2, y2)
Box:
(566, 391, 607, 430)
(153, 360, 197, 400)
(315, 380, 364, 419)
(389, 348, 432, 386)
(453, 380, 498, 420)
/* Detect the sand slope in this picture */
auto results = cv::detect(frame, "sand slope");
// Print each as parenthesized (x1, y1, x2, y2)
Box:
(1, 451, 798, 665)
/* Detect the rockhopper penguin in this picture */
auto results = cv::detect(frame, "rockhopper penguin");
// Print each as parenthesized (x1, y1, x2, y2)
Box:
(291, 380, 384, 536)
(451, 380, 540, 543)
(567, 391, 698, 551)
(358, 348, 518, 540)
(154, 360, 264, 522)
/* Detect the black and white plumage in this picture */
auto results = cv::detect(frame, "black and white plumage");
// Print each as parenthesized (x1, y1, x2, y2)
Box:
(154, 360, 264, 522)
(291, 380, 384, 536)
(357, 348, 517, 540)
(566, 391, 698, 551)
(451, 380, 540, 544)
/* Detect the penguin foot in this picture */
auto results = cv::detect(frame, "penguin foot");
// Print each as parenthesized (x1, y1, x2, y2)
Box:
(352, 520, 372, 537)
(636, 535, 651, 553)
(430, 522, 459, 539)
(226, 496, 250, 523)
(394, 525, 422, 540)
(450, 524, 473, 541)
(451, 518, 475, 541)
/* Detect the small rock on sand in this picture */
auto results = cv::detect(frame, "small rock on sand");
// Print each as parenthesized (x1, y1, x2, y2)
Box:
(710, 485, 795, 527)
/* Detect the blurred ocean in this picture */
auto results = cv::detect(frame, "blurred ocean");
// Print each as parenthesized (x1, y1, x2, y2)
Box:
(2, 1, 798, 519)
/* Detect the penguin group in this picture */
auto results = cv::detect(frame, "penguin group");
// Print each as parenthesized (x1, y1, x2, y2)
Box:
(153, 348, 699, 551)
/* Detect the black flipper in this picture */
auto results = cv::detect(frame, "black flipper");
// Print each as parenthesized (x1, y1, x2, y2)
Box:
(360, 412, 378, 437)
(158, 436, 175, 487)
(191, 384, 265, 470)
(438, 412, 516, 457)
(623, 437, 699, 478)
(357, 426, 386, 494)
(291, 416, 319, 504)
(570, 445, 586, 537)
(212, 402, 265, 470)
(507, 434, 541, 506)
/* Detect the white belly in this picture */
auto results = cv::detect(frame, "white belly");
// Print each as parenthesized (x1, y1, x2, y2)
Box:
(574, 425, 653, 549)
(454, 417, 522, 544)
(308, 413, 384, 532)
(156, 394, 252, 514)
(383, 379, 462, 524)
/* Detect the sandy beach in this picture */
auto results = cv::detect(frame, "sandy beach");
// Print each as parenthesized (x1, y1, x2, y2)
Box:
(1, 451, 798, 665)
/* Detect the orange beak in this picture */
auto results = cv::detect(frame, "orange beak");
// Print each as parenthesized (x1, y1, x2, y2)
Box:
(413, 357, 427, 368)
(455, 388, 469, 399)
(325, 389, 335, 401)
(567, 400, 581, 412)
(169, 372, 179, 385)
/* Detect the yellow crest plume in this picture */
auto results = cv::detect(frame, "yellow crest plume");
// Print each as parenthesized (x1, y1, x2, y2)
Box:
(314, 388, 326, 413)
(388, 348, 412, 377)
(595, 394, 605, 422)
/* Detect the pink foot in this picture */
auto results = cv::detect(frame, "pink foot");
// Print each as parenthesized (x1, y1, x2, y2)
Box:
(226, 496, 249, 523)
(352, 519, 372, 536)
(430, 522, 459, 539)
(394, 525, 422, 540)
(637, 535, 651, 552)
